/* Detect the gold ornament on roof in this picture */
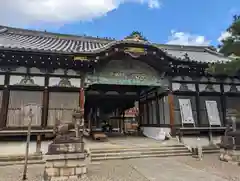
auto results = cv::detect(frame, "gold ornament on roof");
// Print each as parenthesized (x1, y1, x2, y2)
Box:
(124, 31, 147, 42)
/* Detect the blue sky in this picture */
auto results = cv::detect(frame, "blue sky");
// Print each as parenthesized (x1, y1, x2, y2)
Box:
(1, 0, 240, 47)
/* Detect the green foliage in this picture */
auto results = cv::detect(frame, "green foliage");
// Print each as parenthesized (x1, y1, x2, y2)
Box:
(219, 15, 240, 56)
(207, 56, 240, 75)
(208, 15, 240, 75)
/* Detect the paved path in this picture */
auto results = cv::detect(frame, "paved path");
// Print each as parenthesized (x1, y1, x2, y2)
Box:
(0, 155, 239, 181)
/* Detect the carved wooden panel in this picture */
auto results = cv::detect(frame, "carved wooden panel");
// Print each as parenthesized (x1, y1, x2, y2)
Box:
(199, 84, 220, 92)
(224, 85, 240, 92)
(7, 91, 43, 127)
(172, 83, 196, 91)
(9, 75, 45, 86)
(48, 92, 79, 126)
(87, 59, 166, 86)
(49, 77, 81, 87)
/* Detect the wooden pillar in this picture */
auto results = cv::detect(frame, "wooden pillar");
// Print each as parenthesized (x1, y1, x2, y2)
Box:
(79, 75, 85, 112)
(146, 97, 150, 125)
(88, 108, 92, 132)
(79, 87, 85, 111)
(0, 74, 10, 129)
(195, 84, 201, 127)
(35, 134, 42, 154)
(220, 84, 226, 126)
(0, 87, 10, 128)
(168, 91, 175, 133)
(155, 91, 160, 125)
(41, 88, 49, 128)
(195, 93, 201, 127)
(138, 101, 143, 126)
(122, 110, 125, 133)
(79, 76, 85, 135)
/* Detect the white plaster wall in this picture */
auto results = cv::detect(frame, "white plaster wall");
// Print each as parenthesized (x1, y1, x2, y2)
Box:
(142, 127, 171, 140)
(0, 141, 51, 156)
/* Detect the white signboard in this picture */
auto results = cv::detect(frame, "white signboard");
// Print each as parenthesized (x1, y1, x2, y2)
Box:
(179, 99, 195, 124)
(205, 100, 221, 126)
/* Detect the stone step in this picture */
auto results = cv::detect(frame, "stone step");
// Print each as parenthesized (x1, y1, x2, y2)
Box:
(203, 149, 220, 154)
(0, 154, 42, 162)
(90, 149, 189, 157)
(90, 144, 184, 151)
(91, 152, 192, 161)
(89, 146, 186, 154)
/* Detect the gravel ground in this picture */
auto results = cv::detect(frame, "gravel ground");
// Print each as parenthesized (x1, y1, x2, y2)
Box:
(0, 155, 239, 181)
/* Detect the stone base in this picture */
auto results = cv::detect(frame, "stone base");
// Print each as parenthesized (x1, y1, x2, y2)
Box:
(43, 153, 87, 181)
(48, 142, 84, 154)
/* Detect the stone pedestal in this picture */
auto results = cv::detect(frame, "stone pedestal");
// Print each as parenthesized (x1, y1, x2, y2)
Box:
(43, 138, 87, 181)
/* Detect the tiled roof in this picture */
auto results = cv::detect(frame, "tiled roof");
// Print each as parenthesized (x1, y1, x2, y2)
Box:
(0, 26, 232, 63)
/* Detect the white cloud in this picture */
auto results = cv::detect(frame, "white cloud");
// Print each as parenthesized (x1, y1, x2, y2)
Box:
(0, 0, 161, 27)
(217, 31, 232, 42)
(167, 30, 211, 46)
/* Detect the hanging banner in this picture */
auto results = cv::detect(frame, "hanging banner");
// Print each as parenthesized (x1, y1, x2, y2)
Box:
(205, 100, 221, 126)
(179, 99, 195, 124)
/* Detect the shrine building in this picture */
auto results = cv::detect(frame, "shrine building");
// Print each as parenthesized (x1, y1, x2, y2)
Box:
(0, 26, 237, 140)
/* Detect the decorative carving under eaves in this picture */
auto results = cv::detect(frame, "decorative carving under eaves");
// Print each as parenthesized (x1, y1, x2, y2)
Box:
(199, 84, 221, 92)
(172, 83, 196, 92)
(179, 83, 189, 91)
(86, 59, 168, 87)
(224, 85, 240, 92)
(229, 85, 239, 92)
(124, 47, 146, 58)
(57, 78, 73, 87)
(205, 84, 216, 92)
(16, 76, 37, 86)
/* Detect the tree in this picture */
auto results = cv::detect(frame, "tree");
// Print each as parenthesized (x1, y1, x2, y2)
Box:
(208, 15, 240, 75)
(219, 15, 240, 56)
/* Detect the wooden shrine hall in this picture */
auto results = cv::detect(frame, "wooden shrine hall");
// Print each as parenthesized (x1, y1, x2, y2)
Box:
(0, 26, 238, 141)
